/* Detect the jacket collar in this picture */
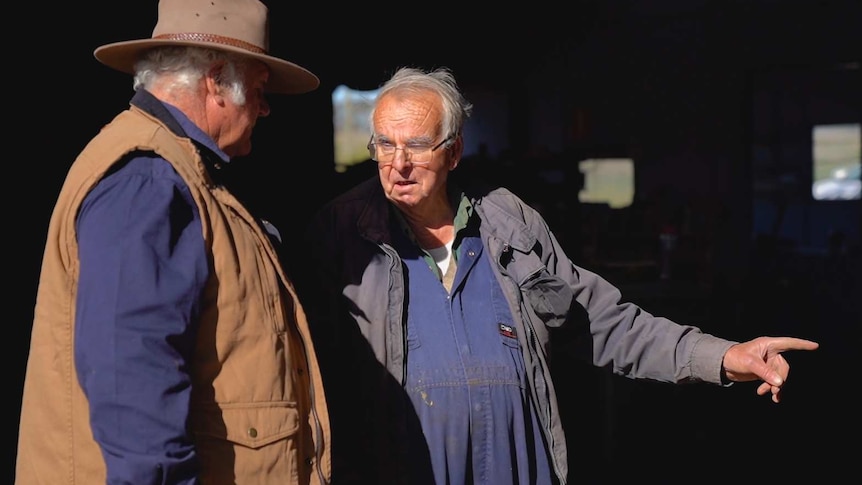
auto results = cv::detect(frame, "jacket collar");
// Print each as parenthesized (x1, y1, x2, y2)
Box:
(468, 187, 538, 254)
(353, 176, 538, 255)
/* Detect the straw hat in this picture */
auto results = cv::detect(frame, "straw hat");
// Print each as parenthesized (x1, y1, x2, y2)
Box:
(93, 0, 319, 94)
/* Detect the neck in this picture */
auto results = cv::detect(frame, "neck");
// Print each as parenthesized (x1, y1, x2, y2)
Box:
(411, 223, 454, 250)
(150, 83, 209, 136)
(401, 206, 454, 250)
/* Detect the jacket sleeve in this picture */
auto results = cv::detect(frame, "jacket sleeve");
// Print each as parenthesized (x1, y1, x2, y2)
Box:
(509, 193, 736, 385)
(563, 260, 735, 384)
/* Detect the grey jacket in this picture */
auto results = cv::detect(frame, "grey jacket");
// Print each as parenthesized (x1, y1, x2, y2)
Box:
(297, 176, 736, 484)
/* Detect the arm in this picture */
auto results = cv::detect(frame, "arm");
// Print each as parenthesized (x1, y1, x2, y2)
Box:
(556, 228, 819, 398)
(521, 196, 819, 392)
(571, 263, 736, 384)
(75, 155, 208, 484)
(566, 249, 819, 393)
(478, 190, 734, 384)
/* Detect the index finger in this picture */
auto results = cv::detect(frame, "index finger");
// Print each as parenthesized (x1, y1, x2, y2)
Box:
(770, 337, 819, 352)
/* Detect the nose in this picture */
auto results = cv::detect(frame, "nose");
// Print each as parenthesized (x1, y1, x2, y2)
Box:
(389, 148, 411, 170)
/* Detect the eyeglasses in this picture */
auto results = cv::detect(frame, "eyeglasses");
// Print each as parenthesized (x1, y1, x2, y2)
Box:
(367, 135, 452, 166)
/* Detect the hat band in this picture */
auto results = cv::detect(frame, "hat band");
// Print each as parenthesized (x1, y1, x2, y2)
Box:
(153, 33, 266, 54)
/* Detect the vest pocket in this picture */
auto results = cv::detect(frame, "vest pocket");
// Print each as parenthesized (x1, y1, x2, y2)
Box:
(191, 401, 300, 448)
(191, 401, 302, 482)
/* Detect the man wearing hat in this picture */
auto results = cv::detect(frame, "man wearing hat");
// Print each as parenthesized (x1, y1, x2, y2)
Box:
(16, 1, 330, 483)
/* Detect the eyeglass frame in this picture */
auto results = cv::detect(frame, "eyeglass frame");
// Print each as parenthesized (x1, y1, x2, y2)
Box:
(367, 134, 454, 166)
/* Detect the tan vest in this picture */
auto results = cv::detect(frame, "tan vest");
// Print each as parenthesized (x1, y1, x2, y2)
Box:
(16, 106, 331, 484)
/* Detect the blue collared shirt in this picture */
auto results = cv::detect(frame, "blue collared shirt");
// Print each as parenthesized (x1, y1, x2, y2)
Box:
(74, 94, 226, 484)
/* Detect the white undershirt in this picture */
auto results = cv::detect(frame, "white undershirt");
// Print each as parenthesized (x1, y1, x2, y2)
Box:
(426, 240, 454, 275)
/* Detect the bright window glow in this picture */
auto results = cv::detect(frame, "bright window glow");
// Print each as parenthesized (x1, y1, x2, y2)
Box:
(578, 158, 635, 209)
(812, 123, 861, 201)
(332, 85, 379, 172)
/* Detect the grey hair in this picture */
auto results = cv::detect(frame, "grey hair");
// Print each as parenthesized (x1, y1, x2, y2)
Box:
(371, 66, 473, 144)
(132, 46, 249, 105)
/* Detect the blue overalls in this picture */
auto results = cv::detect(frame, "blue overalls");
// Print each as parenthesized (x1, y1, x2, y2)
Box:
(396, 228, 553, 485)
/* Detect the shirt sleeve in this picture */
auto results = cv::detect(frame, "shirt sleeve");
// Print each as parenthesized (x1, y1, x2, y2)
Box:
(75, 154, 209, 484)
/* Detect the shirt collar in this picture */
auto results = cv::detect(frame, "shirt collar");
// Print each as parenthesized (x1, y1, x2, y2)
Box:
(130, 88, 230, 166)
(160, 100, 231, 165)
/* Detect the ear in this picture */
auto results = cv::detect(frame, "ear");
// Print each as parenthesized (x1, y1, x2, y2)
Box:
(448, 135, 464, 171)
(205, 61, 227, 105)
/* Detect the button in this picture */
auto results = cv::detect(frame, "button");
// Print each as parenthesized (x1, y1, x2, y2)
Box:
(248, 427, 258, 438)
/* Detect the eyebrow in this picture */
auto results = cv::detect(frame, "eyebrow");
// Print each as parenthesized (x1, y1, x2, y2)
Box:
(376, 134, 436, 144)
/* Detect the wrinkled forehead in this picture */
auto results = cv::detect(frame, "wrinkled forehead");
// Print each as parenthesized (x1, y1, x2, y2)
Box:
(373, 90, 443, 137)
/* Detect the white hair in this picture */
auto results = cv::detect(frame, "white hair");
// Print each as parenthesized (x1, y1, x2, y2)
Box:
(133, 46, 249, 105)
(371, 66, 473, 143)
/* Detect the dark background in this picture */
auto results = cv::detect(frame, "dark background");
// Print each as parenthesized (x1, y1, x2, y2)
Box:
(14, 1, 860, 483)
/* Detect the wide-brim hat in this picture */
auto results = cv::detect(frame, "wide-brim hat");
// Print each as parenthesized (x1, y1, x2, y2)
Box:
(93, 0, 319, 94)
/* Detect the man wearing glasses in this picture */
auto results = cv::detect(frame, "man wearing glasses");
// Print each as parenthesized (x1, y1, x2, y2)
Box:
(292, 66, 819, 485)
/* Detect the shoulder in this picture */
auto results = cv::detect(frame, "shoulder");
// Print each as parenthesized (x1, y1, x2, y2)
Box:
(315, 176, 382, 219)
(104, 153, 186, 187)
(305, 176, 384, 238)
(84, 154, 190, 213)
(468, 183, 543, 223)
(332, 176, 381, 204)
